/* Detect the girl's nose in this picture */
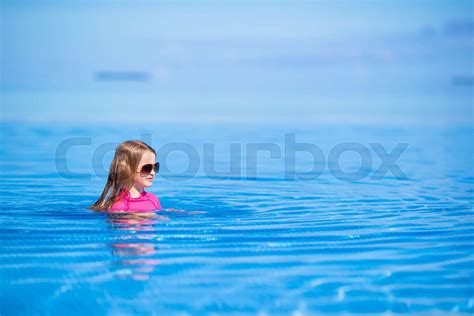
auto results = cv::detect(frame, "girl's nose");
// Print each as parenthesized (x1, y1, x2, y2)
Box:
(150, 169, 156, 176)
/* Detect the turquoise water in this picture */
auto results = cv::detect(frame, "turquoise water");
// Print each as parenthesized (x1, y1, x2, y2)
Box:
(1, 123, 473, 315)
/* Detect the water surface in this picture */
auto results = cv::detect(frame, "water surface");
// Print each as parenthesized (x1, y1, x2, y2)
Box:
(1, 123, 473, 315)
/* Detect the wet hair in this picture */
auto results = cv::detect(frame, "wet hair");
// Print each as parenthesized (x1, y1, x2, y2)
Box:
(89, 140, 156, 211)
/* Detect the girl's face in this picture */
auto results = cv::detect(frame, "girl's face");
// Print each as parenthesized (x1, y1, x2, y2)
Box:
(133, 150, 156, 189)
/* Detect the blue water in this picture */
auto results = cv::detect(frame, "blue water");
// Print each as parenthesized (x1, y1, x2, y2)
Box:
(0, 123, 473, 315)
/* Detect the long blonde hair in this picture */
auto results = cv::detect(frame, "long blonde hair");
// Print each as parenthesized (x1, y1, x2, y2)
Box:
(89, 140, 156, 211)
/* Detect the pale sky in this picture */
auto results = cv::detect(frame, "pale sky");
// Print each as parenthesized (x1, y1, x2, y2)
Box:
(1, 1, 473, 125)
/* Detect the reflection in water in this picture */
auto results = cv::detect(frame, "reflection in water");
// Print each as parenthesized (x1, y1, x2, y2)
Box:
(107, 214, 163, 281)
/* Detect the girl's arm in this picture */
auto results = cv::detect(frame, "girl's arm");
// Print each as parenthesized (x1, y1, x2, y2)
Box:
(162, 208, 206, 215)
(108, 211, 169, 220)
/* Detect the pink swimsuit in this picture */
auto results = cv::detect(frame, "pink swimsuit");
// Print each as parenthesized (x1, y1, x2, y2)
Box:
(109, 191, 162, 213)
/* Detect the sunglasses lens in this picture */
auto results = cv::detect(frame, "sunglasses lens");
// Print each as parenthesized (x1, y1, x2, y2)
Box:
(140, 164, 152, 175)
(140, 163, 160, 176)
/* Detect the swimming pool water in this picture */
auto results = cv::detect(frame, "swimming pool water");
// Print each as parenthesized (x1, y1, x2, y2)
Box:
(0, 123, 473, 315)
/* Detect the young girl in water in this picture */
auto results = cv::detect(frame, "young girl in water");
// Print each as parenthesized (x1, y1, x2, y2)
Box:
(90, 140, 162, 215)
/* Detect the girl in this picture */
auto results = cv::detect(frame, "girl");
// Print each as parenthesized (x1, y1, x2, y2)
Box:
(90, 140, 162, 215)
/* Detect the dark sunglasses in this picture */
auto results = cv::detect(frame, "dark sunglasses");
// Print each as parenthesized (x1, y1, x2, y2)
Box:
(138, 162, 160, 176)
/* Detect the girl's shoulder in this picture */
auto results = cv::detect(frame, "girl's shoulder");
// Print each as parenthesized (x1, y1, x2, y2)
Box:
(145, 191, 161, 209)
(109, 197, 128, 212)
(108, 190, 130, 212)
(144, 191, 158, 199)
